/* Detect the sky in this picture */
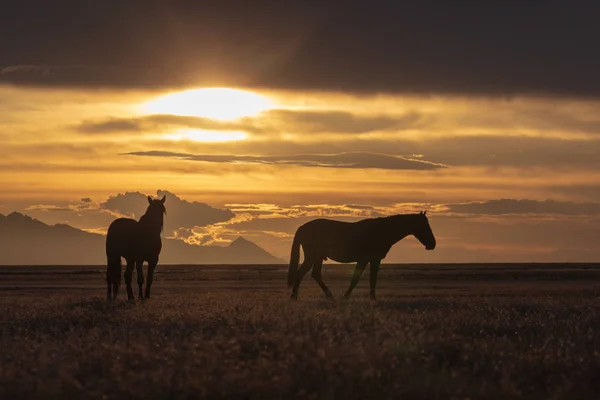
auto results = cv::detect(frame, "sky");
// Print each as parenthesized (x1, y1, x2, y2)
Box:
(2, 0, 600, 262)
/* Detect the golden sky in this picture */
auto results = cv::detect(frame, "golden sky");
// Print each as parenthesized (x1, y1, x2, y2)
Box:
(2, 83, 600, 262)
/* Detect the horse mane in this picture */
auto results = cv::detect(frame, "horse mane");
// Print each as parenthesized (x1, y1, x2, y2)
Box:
(376, 213, 422, 224)
(382, 213, 420, 219)
(364, 213, 424, 233)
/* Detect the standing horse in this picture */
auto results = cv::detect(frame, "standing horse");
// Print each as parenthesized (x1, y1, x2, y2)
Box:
(105, 195, 166, 302)
(287, 211, 436, 301)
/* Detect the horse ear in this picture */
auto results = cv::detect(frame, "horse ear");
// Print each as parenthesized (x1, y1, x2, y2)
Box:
(161, 195, 166, 204)
(147, 195, 152, 204)
(420, 211, 424, 215)
(424, 211, 427, 216)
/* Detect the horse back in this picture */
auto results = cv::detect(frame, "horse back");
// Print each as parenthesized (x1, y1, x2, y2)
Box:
(297, 217, 393, 262)
(106, 218, 162, 261)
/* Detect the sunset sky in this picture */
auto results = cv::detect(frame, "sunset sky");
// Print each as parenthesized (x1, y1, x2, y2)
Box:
(2, 1, 600, 262)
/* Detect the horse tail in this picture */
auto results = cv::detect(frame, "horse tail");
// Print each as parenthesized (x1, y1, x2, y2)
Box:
(287, 231, 302, 288)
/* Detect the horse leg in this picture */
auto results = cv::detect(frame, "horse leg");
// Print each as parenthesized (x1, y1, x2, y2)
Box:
(106, 255, 120, 302)
(112, 262, 121, 301)
(124, 259, 135, 301)
(106, 274, 112, 302)
(369, 259, 381, 302)
(311, 258, 333, 300)
(291, 258, 313, 300)
(136, 260, 145, 300)
(145, 259, 158, 299)
(343, 261, 368, 299)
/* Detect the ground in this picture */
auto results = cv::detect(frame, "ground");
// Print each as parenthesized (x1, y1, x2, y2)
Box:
(1, 263, 600, 399)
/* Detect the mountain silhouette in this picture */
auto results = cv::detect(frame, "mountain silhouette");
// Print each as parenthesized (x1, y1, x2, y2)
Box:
(227, 236, 280, 260)
(0, 212, 284, 265)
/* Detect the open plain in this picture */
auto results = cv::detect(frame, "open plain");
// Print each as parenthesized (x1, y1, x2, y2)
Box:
(1, 263, 600, 399)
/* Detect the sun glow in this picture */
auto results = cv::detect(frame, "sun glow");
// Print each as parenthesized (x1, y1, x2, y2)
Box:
(140, 88, 273, 121)
(163, 129, 248, 143)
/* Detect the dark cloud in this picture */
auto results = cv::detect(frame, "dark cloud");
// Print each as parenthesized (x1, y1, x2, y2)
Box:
(2, 1, 600, 97)
(124, 151, 446, 171)
(263, 109, 426, 134)
(76, 110, 425, 136)
(446, 199, 600, 216)
(209, 135, 600, 169)
(76, 114, 263, 135)
(78, 118, 144, 133)
(101, 190, 235, 235)
(16, 191, 237, 236)
(119, 134, 600, 170)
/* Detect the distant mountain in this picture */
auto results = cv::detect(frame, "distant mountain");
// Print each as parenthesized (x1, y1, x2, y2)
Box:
(0, 212, 284, 265)
(228, 236, 282, 262)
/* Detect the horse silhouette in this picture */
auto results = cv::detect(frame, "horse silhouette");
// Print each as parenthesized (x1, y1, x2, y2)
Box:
(105, 195, 166, 302)
(287, 211, 436, 301)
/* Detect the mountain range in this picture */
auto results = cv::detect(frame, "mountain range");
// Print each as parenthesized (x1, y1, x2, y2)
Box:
(0, 212, 284, 265)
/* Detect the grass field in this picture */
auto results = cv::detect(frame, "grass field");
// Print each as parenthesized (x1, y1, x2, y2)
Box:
(1, 263, 600, 399)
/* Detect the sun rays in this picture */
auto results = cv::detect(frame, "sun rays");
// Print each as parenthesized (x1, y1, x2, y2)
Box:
(140, 87, 273, 121)
(137, 87, 273, 142)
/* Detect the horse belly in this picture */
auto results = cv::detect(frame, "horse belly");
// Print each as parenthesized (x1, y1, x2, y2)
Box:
(324, 247, 359, 263)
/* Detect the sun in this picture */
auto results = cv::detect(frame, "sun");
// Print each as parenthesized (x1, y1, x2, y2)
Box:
(139, 87, 273, 121)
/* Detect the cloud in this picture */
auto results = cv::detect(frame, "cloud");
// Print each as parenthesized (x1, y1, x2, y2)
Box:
(545, 184, 600, 202)
(224, 203, 390, 220)
(17, 191, 237, 241)
(262, 109, 426, 134)
(76, 109, 425, 136)
(100, 190, 235, 235)
(76, 114, 264, 135)
(23, 199, 119, 229)
(25, 205, 73, 212)
(198, 135, 600, 170)
(124, 151, 446, 171)
(445, 199, 600, 216)
(16, 193, 600, 262)
(3, 2, 600, 98)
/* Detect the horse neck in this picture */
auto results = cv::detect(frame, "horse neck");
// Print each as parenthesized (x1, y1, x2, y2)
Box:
(382, 215, 415, 243)
(138, 212, 163, 236)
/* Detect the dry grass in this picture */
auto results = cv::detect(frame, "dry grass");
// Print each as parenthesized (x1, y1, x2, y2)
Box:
(1, 264, 600, 399)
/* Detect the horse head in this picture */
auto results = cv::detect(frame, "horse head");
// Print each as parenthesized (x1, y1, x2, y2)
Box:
(141, 195, 166, 233)
(146, 195, 167, 215)
(412, 211, 436, 250)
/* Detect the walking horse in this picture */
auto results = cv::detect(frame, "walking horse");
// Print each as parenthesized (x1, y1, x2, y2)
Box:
(287, 212, 436, 301)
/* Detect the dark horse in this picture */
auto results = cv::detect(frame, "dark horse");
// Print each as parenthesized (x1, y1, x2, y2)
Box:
(105, 195, 166, 302)
(287, 211, 436, 301)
